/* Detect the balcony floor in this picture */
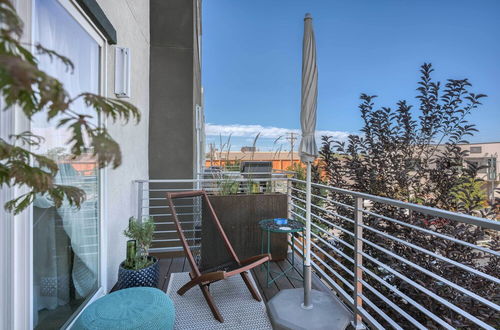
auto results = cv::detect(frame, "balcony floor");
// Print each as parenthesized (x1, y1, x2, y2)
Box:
(155, 252, 335, 303)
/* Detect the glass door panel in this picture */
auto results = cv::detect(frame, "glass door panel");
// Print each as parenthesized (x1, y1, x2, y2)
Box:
(32, 0, 101, 328)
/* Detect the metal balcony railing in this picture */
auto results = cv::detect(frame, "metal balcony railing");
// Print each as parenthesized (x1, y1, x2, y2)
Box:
(135, 174, 500, 329)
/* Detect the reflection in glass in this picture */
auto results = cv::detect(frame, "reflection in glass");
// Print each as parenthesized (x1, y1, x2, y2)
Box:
(32, 0, 100, 328)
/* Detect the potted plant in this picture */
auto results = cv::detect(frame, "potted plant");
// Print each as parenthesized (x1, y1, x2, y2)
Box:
(116, 217, 160, 289)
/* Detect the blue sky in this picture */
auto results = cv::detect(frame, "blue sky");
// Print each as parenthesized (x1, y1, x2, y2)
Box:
(202, 0, 500, 151)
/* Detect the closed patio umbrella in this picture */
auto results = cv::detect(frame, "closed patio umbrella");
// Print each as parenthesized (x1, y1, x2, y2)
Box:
(299, 12, 319, 310)
(267, 13, 352, 329)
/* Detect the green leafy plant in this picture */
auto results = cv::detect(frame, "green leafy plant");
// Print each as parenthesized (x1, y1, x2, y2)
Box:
(218, 177, 240, 195)
(451, 173, 488, 214)
(0, 0, 140, 214)
(315, 64, 498, 328)
(123, 217, 155, 270)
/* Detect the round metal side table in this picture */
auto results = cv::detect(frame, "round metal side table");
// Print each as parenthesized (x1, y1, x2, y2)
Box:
(259, 219, 305, 287)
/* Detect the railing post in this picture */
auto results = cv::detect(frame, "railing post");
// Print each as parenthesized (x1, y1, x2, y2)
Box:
(136, 181, 143, 222)
(353, 196, 365, 329)
(287, 179, 292, 219)
(286, 178, 293, 254)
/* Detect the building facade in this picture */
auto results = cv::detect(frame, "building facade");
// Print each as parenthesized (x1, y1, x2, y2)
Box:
(205, 151, 301, 171)
(460, 142, 500, 201)
(0, 0, 202, 329)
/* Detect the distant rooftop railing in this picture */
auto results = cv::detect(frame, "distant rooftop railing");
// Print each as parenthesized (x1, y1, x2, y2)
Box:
(135, 173, 500, 329)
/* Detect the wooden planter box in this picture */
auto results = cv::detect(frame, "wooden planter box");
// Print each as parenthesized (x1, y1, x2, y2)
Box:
(201, 193, 288, 270)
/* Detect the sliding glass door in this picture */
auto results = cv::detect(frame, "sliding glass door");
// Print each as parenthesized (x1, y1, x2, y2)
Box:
(32, 0, 103, 328)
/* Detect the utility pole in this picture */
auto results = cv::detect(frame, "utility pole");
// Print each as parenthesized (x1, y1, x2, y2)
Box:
(209, 143, 214, 167)
(286, 132, 298, 166)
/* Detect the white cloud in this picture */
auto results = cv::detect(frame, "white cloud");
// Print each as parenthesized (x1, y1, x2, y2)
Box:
(205, 123, 350, 141)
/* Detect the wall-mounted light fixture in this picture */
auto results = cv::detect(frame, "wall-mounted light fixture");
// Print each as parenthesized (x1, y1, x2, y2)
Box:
(114, 47, 131, 98)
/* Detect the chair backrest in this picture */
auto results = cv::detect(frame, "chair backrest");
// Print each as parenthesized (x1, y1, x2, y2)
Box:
(166, 190, 240, 276)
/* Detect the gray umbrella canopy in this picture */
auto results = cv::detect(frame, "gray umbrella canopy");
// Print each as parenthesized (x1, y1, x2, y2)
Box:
(299, 13, 318, 164)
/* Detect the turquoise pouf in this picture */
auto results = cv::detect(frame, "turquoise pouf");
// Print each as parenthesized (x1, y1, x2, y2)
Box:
(73, 287, 175, 330)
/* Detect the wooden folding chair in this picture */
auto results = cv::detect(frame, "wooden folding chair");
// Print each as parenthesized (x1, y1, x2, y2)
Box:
(166, 190, 271, 323)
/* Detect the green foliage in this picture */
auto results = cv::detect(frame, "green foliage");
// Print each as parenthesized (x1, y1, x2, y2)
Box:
(123, 217, 155, 270)
(0, 0, 140, 214)
(124, 217, 155, 255)
(316, 64, 498, 328)
(451, 174, 488, 214)
(247, 180, 260, 194)
(286, 162, 306, 180)
(321, 64, 491, 213)
(217, 178, 240, 195)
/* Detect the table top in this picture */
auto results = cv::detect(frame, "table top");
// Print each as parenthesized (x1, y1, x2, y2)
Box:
(259, 219, 304, 233)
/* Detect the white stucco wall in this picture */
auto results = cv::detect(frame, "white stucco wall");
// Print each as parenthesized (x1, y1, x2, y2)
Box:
(96, 0, 150, 291)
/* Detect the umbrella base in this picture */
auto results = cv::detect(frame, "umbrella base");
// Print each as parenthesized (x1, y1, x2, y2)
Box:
(267, 288, 353, 330)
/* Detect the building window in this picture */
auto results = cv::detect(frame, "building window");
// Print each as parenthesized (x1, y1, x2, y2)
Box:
(33, 0, 102, 328)
(470, 146, 482, 153)
(467, 158, 488, 173)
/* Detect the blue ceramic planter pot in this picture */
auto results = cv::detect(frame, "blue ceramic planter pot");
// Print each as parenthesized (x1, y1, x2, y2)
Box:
(116, 256, 160, 290)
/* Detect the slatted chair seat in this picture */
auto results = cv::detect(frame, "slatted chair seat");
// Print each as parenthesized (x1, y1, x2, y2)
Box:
(199, 260, 240, 274)
(166, 190, 271, 323)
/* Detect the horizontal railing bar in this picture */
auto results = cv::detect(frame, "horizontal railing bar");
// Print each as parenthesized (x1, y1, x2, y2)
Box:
(289, 199, 355, 225)
(309, 247, 354, 291)
(309, 230, 355, 271)
(360, 223, 500, 285)
(149, 246, 184, 253)
(146, 196, 198, 203)
(136, 178, 288, 183)
(198, 171, 288, 176)
(289, 209, 355, 252)
(360, 254, 494, 329)
(361, 280, 426, 329)
(149, 189, 196, 192)
(308, 237, 355, 288)
(311, 215, 355, 238)
(290, 211, 354, 254)
(359, 293, 405, 330)
(360, 265, 454, 329)
(360, 236, 500, 312)
(312, 191, 355, 211)
(152, 238, 198, 243)
(152, 221, 198, 225)
(290, 240, 354, 307)
(311, 233, 354, 282)
(291, 186, 355, 211)
(150, 220, 200, 225)
(148, 188, 198, 192)
(146, 205, 195, 209)
(362, 208, 500, 257)
(357, 306, 385, 330)
(145, 212, 198, 217)
(154, 229, 200, 234)
(290, 178, 500, 231)
(308, 211, 355, 238)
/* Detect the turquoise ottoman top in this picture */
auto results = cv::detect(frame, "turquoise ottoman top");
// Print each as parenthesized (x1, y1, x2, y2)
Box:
(73, 287, 175, 330)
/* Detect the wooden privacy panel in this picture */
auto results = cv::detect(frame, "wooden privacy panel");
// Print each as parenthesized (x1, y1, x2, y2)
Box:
(201, 193, 288, 270)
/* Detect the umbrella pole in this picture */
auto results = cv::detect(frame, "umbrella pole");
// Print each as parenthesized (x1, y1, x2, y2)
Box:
(267, 160, 353, 329)
(302, 161, 313, 309)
